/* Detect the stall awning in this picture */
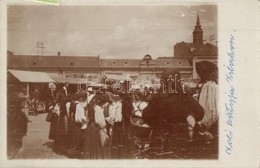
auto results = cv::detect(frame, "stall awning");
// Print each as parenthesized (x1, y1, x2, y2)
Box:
(50, 76, 87, 84)
(8, 69, 55, 83)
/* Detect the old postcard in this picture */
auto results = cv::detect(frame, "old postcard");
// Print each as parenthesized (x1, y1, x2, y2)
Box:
(0, 0, 259, 167)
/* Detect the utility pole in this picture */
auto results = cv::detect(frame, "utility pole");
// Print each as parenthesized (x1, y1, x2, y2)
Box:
(209, 35, 216, 45)
(36, 41, 45, 56)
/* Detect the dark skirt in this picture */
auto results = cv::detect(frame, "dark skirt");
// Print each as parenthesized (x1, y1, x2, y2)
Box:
(67, 122, 83, 157)
(111, 122, 124, 146)
(54, 113, 68, 154)
(111, 122, 127, 159)
(82, 122, 104, 159)
(49, 114, 58, 140)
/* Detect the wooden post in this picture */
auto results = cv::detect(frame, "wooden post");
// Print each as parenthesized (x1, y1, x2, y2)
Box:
(27, 83, 29, 95)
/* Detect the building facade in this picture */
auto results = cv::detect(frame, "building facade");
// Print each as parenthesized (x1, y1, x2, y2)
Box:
(8, 51, 193, 83)
(7, 14, 217, 83)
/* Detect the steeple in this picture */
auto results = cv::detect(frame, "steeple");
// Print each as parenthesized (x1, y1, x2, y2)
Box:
(193, 13, 203, 45)
(196, 13, 200, 26)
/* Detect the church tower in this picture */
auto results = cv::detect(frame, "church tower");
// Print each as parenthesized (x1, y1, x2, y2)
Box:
(193, 13, 203, 44)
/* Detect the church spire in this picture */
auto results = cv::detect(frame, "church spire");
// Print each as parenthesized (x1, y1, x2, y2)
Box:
(196, 13, 200, 26)
(193, 12, 203, 44)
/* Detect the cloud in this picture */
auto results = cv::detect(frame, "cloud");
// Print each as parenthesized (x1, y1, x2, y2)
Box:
(8, 5, 217, 58)
(202, 21, 214, 28)
(126, 18, 145, 30)
(114, 25, 126, 40)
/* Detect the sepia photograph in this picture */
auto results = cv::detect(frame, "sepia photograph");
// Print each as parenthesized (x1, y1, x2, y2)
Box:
(7, 3, 219, 160)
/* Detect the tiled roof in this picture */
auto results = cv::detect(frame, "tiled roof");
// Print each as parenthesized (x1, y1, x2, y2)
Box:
(8, 55, 100, 69)
(7, 52, 192, 69)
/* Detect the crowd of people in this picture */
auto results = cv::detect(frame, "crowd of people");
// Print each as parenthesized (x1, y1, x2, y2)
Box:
(8, 61, 218, 159)
(44, 61, 218, 159)
(46, 82, 128, 159)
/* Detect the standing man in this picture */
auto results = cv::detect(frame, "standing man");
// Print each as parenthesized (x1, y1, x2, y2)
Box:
(18, 87, 32, 122)
(63, 82, 70, 98)
(31, 88, 40, 116)
(142, 70, 204, 142)
(58, 82, 70, 104)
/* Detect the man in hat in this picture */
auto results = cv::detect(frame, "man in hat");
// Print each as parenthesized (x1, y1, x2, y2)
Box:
(195, 61, 218, 139)
(142, 70, 204, 141)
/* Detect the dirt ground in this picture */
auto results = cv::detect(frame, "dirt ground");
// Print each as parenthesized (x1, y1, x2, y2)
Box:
(13, 113, 218, 160)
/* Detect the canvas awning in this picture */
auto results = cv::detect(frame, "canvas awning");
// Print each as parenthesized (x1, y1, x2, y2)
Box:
(50, 76, 87, 84)
(8, 69, 55, 83)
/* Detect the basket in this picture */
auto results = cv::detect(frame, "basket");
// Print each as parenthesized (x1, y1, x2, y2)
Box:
(130, 113, 150, 129)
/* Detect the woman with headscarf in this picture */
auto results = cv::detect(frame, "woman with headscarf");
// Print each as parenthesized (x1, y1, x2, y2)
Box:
(82, 94, 109, 159)
(129, 91, 152, 149)
(66, 93, 88, 158)
(105, 92, 124, 158)
(53, 90, 69, 155)
(47, 91, 59, 142)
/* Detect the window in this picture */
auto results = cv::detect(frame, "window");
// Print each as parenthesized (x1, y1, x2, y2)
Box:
(112, 62, 116, 65)
(33, 62, 36, 65)
(146, 61, 149, 66)
(165, 62, 169, 65)
(124, 61, 128, 65)
(178, 62, 181, 65)
(70, 62, 74, 65)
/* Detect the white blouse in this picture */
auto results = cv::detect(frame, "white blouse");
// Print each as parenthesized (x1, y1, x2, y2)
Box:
(132, 101, 148, 117)
(94, 105, 106, 129)
(75, 102, 87, 123)
(108, 101, 122, 124)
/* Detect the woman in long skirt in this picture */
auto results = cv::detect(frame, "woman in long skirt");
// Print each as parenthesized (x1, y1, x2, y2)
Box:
(82, 94, 109, 159)
(67, 93, 88, 158)
(53, 92, 69, 155)
(106, 93, 124, 158)
(48, 92, 60, 141)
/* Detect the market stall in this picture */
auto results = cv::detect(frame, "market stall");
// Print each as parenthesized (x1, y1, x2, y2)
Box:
(8, 69, 56, 113)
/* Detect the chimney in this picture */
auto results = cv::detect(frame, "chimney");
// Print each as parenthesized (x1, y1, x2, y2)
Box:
(58, 52, 61, 56)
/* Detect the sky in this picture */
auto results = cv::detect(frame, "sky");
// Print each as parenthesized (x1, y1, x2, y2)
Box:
(8, 4, 217, 59)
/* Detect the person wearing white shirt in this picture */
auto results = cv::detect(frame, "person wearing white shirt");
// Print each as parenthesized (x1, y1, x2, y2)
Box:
(63, 82, 70, 97)
(67, 93, 88, 157)
(130, 92, 150, 149)
(82, 94, 108, 159)
(104, 93, 124, 158)
(106, 101, 123, 125)
(75, 97, 88, 129)
(132, 93, 148, 118)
